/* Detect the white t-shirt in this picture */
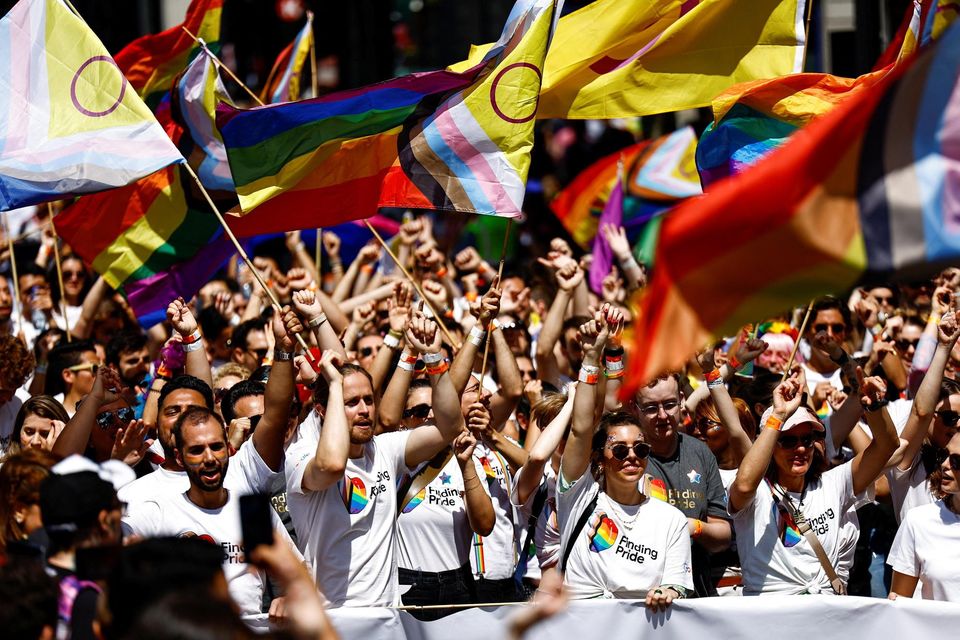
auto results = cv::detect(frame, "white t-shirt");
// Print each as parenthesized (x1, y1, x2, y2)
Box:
(729, 462, 857, 595)
(887, 500, 960, 602)
(285, 430, 411, 608)
(469, 441, 518, 580)
(887, 451, 937, 524)
(396, 452, 473, 573)
(557, 469, 693, 599)
(0, 387, 31, 457)
(718, 467, 738, 493)
(511, 463, 560, 578)
(121, 489, 293, 618)
(118, 439, 279, 507)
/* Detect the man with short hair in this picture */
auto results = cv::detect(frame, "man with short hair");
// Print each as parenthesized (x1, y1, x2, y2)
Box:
(45, 340, 99, 418)
(122, 407, 295, 622)
(634, 374, 731, 597)
(285, 313, 465, 607)
(105, 331, 151, 390)
(229, 319, 269, 372)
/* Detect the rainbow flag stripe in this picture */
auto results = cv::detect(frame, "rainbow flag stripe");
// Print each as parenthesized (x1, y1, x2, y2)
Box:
(262, 13, 314, 104)
(56, 163, 234, 327)
(402, 487, 425, 514)
(589, 514, 618, 552)
(647, 477, 669, 502)
(774, 503, 803, 548)
(114, 0, 222, 109)
(342, 476, 369, 514)
(623, 19, 960, 394)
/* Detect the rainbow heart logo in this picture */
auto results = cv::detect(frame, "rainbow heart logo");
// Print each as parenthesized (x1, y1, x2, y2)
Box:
(342, 476, 369, 514)
(589, 514, 618, 552)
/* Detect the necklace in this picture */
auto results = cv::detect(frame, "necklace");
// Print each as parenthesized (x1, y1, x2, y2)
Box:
(604, 493, 646, 528)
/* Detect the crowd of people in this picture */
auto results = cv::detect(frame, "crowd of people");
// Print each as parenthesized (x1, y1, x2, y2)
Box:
(0, 206, 959, 640)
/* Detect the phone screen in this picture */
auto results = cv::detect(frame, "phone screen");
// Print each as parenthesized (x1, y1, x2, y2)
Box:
(239, 493, 273, 555)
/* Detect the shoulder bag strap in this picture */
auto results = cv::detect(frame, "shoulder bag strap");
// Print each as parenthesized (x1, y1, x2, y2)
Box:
(769, 481, 847, 595)
(396, 448, 454, 517)
(514, 483, 549, 580)
(559, 492, 599, 574)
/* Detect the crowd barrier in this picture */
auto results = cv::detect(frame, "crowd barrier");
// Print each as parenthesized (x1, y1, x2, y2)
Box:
(249, 595, 960, 639)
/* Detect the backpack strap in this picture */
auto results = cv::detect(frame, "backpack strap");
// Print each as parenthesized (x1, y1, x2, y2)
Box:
(513, 482, 549, 582)
(559, 492, 599, 574)
(396, 448, 454, 517)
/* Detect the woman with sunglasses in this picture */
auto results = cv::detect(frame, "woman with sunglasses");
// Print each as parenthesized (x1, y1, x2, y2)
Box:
(888, 433, 960, 601)
(558, 308, 692, 609)
(728, 367, 898, 595)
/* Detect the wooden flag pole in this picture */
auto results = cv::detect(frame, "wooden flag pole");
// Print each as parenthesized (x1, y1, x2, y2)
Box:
(182, 163, 314, 359)
(181, 27, 265, 107)
(2, 214, 24, 342)
(476, 219, 513, 403)
(307, 12, 322, 282)
(781, 299, 815, 382)
(362, 219, 460, 350)
(46, 203, 72, 341)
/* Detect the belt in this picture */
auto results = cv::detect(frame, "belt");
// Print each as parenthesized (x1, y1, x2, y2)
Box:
(398, 563, 472, 586)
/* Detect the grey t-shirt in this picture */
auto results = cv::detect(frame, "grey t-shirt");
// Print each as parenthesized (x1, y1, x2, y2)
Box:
(645, 433, 729, 596)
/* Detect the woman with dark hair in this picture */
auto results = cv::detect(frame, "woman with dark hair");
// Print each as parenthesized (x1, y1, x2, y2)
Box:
(50, 255, 92, 331)
(9, 395, 68, 456)
(558, 307, 692, 609)
(887, 431, 960, 601)
(0, 449, 58, 556)
(728, 368, 898, 595)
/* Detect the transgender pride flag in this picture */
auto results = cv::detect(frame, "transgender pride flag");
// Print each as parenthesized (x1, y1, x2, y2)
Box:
(0, 0, 182, 211)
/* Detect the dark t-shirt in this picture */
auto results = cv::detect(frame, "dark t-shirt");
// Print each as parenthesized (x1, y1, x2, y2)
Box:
(645, 433, 729, 596)
(47, 564, 99, 640)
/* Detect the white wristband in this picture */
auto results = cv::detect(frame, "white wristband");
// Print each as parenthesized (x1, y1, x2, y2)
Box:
(183, 341, 204, 353)
(468, 325, 486, 347)
(308, 314, 328, 329)
(383, 333, 401, 350)
(422, 351, 444, 365)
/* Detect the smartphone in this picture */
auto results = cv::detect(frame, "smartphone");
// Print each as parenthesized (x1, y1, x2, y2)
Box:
(239, 493, 273, 554)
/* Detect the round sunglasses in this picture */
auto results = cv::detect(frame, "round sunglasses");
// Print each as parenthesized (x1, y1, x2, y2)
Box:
(777, 432, 826, 449)
(607, 441, 651, 461)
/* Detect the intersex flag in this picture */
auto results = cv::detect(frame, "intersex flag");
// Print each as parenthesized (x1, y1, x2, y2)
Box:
(622, 20, 960, 395)
(0, 0, 182, 212)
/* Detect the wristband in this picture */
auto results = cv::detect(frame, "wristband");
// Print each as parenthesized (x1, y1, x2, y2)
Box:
(397, 351, 418, 371)
(274, 350, 294, 362)
(468, 325, 486, 347)
(261, 357, 273, 367)
(422, 351, 444, 365)
(728, 355, 743, 371)
(763, 415, 784, 431)
(604, 345, 625, 358)
(465, 291, 478, 302)
(382, 332, 401, 350)
(308, 314, 328, 329)
(426, 360, 449, 376)
(181, 329, 202, 345)
(360, 264, 374, 274)
(183, 341, 204, 353)
(862, 397, 889, 412)
(706, 378, 725, 390)
(604, 367, 624, 380)
(691, 519, 703, 538)
(579, 369, 599, 384)
(704, 368, 722, 383)
(435, 266, 448, 278)
(869, 324, 883, 337)
(156, 363, 174, 380)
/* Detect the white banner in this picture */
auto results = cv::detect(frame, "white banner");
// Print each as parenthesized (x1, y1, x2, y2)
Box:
(314, 596, 960, 639)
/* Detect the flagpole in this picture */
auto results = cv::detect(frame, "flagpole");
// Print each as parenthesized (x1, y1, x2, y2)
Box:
(47, 203, 72, 342)
(2, 214, 24, 342)
(182, 162, 314, 360)
(307, 12, 323, 286)
(800, 0, 814, 71)
(476, 218, 513, 403)
(362, 220, 461, 350)
(781, 299, 815, 382)
(181, 27, 265, 107)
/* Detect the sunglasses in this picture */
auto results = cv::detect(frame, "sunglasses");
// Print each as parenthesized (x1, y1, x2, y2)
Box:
(68, 362, 99, 375)
(95, 407, 135, 430)
(938, 410, 960, 428)
(873, 296, 894, 304)
(402, 404, 431, 420)
(63, 270, 85, 280)
(607, 441, 651, 461)
(777, 432, 826, 449)
(936, 450, 960, 471)
(638, 400, 680, 417)
(813, 323, 846, 334)
(359, 346, 378, 358)
(896, 338, 920, 351)
(247, 348, 269, 361)
(694, 418, 722, 433)
(519, 369, 538, 380)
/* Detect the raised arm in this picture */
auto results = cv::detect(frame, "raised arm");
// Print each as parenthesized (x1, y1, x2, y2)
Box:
(403, 309, 465, 468)
(728, 369, 805, 514)
(488, 321, 523, 430)
(301, 351, 350, 492)
(602, 224, 645, 293)
(685, 336, 767, 413)
(292, 289, 346, 358)
(251, 308, 300, 472)
(560, 309, 608, 483)
(851, 369, 899, 495)
(517, 385, 575, 504)
(696, 347, 753, 466)
(894, 311, 959, 470)
(167, 298, 213, 389)
(322, 231, 344, 291)
(535, 262, 580, 387)
(450, 281, 500, 396)
(70, 276, 109, 339)
(52, 365, 123, 458)
(453, 430, 495, 536)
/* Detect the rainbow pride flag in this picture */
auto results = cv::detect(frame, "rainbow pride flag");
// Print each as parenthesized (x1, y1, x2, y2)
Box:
(171, 46, 234, 192)
(56, 163, 235, 327)
(219, 0, 554, 235)
(114, 0, 222, 109)
(261, 12, 314, 104)
(622, 19, 960, 395)
(0, 0, 183, 212)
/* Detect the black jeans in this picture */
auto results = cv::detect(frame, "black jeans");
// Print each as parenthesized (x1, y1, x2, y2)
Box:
(398, 563, 475, 621)
(473, 575, 520, 603)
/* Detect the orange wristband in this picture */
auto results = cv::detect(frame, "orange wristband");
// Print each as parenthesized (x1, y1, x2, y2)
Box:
(763, 415, 784, 431)
(692, 519, 703, 538)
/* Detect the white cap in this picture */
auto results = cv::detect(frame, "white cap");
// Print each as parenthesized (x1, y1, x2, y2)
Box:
(760, 405, 824, 432)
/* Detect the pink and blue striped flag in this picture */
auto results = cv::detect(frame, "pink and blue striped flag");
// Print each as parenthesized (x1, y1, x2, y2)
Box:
(0, 0, 183, 211)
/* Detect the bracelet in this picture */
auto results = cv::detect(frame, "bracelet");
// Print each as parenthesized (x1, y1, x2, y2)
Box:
(426, 360, 449, 376)
(183, 341, 204, 353)
(422, 351, 444, 365)
(604, 346, 625, 358)
(706, 378, 725, 390)
(181, 329, 202, 345)
(579, 369, 599, 385)
(397, 351, 418, 371)
(383, 333, 401, 350)
(691, 519, 703, 538)
(704, 368, 722, 383)
(275, 350, 294, 362)
(308, 314, 328, 329)
(604, 368, 624, 380)
(763, 415, 784, 431)
(862, 398, 890, 412)
(468, 325, 486, 347)
(728, 355, 743, 371)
